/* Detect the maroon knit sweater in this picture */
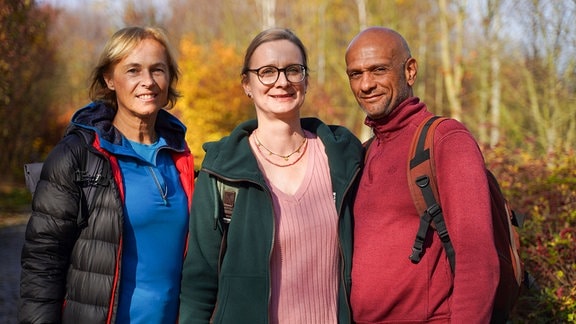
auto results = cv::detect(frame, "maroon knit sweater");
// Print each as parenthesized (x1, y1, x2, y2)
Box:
(351, 97, 499, 323)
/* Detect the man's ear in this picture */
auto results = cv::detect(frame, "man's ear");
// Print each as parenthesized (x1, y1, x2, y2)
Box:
(405, 57, 418, 86)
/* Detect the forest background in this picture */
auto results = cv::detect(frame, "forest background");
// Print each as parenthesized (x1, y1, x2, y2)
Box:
(1, 0, 575, 322)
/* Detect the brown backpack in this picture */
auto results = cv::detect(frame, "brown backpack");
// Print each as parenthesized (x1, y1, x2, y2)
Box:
(406, 115, 524, 323)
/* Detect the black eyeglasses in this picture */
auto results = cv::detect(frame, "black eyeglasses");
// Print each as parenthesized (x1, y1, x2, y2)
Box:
(247, 64, 306, 85)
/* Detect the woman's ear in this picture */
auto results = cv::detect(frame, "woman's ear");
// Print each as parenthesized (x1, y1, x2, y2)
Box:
(103, 73, 115, 91)
(242, 76, 252, 98)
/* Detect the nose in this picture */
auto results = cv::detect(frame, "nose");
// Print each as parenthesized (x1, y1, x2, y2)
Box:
(359, 72, 377, 92)
(275, 70, 290, 86)
(141, 70, 156, 87)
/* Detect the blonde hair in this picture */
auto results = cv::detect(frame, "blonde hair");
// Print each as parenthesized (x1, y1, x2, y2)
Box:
(89, 26, 181, 109)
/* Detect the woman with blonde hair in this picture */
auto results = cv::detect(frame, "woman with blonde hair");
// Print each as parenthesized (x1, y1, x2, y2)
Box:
(19, 26, 195, 323)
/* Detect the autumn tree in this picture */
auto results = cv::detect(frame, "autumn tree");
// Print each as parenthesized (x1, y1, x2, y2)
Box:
(166, 0, 262, 48)
(259, 0, 277, 29)
(511, 0, 576, 153)
(474, 0, 576, 154)
(0, 0, 57, 180)
(122, 0, 163, 26)
(175, 36, 253, 166)
(438, 0, 466, 121)
(15, 0, 575, 166)
(465, 0, 504, 147)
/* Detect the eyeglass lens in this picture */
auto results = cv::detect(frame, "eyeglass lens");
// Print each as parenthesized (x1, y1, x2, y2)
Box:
(256, 65, 305, 85)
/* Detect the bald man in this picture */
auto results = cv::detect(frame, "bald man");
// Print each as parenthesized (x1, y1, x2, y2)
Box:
(345, 27, 500, 323)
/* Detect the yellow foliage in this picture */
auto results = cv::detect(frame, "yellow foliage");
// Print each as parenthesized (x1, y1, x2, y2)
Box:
(175, 36, 253, 168)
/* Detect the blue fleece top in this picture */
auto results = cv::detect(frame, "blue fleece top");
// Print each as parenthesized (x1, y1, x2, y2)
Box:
(113, 136, 188, 324)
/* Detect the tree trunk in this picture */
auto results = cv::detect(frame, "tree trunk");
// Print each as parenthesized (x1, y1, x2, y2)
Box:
(438, 0, 464, 120)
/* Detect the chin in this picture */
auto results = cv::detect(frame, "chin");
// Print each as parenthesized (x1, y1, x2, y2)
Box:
(361, 107, 380, 117)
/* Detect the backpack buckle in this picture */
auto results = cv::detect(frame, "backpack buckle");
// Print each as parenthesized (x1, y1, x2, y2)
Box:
(426, 203, 442, 218)
(409, 247, 423, 263)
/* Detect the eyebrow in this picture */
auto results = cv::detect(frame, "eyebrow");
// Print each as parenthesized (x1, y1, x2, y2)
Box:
(347, 62, 389, 73)
(120, 62, 168, 69)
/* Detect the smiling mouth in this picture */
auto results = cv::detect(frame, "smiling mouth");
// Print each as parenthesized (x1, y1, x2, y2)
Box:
(138, 94, 157, 100)
(271, 93, 294, 99)
(361, 94, 383, 101)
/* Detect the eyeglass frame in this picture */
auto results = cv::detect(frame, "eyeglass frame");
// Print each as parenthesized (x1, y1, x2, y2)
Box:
(246, 64, 307, 85)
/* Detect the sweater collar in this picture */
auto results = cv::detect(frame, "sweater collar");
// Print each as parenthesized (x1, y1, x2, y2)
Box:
(364, 97, 426, 140)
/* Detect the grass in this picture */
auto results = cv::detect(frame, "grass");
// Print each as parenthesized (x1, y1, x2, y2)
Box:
(0, 188, 31, 228)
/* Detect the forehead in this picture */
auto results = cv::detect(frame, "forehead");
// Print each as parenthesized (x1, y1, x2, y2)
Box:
(348, 46, 392, 67)
(346, 33, 399, 70)
(250, 40, 303, 66)
(118, 38, 167, 65)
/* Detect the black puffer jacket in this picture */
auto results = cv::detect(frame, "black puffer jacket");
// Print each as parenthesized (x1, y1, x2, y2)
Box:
(19, 102, 194, 324)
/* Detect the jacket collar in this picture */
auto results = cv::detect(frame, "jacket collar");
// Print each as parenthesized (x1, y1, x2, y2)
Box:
(201, 117, 363, 185)
(68, 101, 188, 153)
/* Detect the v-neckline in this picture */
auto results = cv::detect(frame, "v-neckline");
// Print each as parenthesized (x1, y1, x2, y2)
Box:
(266, 137, 316, 202)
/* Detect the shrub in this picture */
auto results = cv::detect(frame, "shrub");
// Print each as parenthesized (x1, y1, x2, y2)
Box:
(484, 146, 576, 323)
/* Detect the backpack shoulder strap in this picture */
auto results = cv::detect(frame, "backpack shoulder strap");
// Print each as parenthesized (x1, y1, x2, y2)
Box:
(210, 176, 239, 267)
(407, 116, 445, 212)
(210, 176, 239, 230)
(407, 115, 456, 272)
(25, 131, 109, 229)
(71, 131, 110, 229)
(217, 179, 239, 225)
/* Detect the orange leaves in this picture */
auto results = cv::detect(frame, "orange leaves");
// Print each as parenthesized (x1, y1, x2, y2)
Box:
(175, 36, 253, 167)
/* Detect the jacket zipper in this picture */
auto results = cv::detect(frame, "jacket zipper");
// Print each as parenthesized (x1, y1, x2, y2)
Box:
(336, 166, 361, 323)
(148, 166, 168, 205)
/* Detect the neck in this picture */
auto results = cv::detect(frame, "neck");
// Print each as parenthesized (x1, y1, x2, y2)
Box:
(113, 109, 158, 144)
(255, 121, 305, 156)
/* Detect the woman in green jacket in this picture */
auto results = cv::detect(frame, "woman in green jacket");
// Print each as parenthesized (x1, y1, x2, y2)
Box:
(179, 28, 362, 323)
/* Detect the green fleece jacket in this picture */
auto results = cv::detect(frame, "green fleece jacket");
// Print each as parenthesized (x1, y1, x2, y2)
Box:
(179, 118, 362, 323)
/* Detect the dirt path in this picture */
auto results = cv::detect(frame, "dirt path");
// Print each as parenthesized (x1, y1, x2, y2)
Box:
(0, 222, 26, 324)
